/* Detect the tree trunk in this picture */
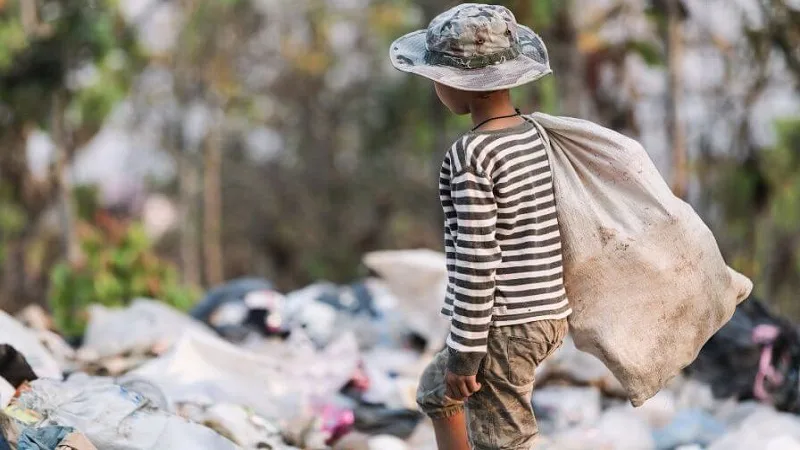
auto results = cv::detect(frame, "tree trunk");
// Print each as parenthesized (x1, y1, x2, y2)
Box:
(203, 120, 224, 286)
(51, 91, 80, 266)
(178, 148, 202, 287)
(666, 0, 688, 199)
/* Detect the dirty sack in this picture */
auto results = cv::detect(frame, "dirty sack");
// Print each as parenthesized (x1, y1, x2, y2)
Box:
(529, 113, 753, 406)
(4, 376, 238, 450)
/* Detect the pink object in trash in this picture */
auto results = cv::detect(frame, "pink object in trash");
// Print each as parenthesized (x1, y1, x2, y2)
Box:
(752, 324, 784, 403)
(349, 364, 371, 392)
(314, 403, 355, 446)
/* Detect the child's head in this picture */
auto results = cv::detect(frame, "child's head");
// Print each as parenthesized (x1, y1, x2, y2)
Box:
(433, 83, 510, 115)
(390, 3, 550, 101)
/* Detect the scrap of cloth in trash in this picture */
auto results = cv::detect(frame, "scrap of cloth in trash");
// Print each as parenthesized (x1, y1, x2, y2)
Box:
(56, 432, 98, 450)
(18, 426, 73, 450)
(439, 119, 571, 375)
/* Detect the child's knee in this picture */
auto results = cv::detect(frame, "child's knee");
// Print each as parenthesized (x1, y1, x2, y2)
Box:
(416, 349, 464, 418)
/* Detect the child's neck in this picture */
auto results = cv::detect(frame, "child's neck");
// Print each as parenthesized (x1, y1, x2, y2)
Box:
(469, 99, 523, 132)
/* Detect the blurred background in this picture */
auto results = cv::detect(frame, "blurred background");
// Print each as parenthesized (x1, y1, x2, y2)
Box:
(0, 0, 798, 336)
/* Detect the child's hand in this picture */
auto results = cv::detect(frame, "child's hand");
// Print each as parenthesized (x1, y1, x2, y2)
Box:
(444, 370, 482, 400)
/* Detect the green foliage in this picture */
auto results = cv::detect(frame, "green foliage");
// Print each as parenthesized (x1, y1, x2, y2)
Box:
(627, 40, 665, 66)
(0, 198, 25, 263)
(0, 0, 141, 129)
(712, 117, 800, 317)
(49, 221, 200, 338)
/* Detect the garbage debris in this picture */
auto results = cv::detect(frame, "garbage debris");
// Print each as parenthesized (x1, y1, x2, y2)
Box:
(533, 386, 602, 434)
(0, 345, 38, 389)
(687, 296, 800, 413)
(3, 376, 238, 450)
(652, 408, 727, 449)
(123, 327, 359, 420)
(18, 425, 73, 450)
(0, 312, 62, 380)
(81, 298, 214, 361)
(0, 250, 796, 449)
(56, 431, 97, 450)
(362, 250, 450, 352)
(190, 278, 286, 341)
(536, 335, 625, 397)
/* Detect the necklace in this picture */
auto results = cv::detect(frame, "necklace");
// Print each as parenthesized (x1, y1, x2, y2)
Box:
(471, 108, 522, 132)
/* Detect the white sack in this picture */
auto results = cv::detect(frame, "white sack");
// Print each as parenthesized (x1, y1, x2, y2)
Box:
(530, 113, 753, 406)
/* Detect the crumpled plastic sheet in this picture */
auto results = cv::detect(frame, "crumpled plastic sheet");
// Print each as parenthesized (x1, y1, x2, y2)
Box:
(122, 328, 360, 420)
(13, 375, 239, 450)
(179, 403, 299, 450)
(81, 298, 215, 360)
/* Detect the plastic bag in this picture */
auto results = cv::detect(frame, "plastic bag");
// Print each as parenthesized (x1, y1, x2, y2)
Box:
(81, 298, 214, 359)
(535, 335, 624, 396)
(124, 328, 359, 420)
(532, 386, 602, 434)
(708, 408, 800, 450)
(652, 409, 727, 450)
(362, 250, 450, 352)
(530, 113, 753, 406)
(0, 312, 61, 380)
(546, 407, 655, 450)
(14, 377, 238, 450)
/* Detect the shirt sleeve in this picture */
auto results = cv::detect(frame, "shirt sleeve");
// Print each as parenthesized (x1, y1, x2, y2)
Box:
(446, 167, 503, 376)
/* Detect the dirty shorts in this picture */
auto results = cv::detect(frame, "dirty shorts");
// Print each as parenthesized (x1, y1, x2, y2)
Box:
(416, 318, 568, 450)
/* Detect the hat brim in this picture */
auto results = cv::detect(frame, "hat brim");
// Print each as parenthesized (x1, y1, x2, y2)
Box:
(389, 25, 552, 92)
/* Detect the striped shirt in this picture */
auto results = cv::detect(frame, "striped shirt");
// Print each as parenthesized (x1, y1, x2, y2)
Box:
(439, 119, 572, 376)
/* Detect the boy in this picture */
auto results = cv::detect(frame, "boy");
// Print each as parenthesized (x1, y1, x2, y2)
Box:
(390, 4, 571, 450)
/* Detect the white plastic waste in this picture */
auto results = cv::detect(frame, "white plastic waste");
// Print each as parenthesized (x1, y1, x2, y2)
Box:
(124, 328, 360, 420)
(81, 298, 214, 359)
(530, 113, 752, 406)
(535, 335, 624, 395)
(634, 390, 677, 428)
(362, 249, 450, 352)
(283, 284, 343, 345)
(533, 386, 602, 433)
(14, 376, 239, 450)
(548, 407, 656, 450)
(192, 403, 296, 449)
(0, 311, 62, 379)
(0, 376, 14, 408)
(368, 435, 408, 450)
(708, 408, 800, 450)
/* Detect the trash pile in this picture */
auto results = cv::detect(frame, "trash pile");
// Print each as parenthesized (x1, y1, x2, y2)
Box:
(1, 250, 799, 449)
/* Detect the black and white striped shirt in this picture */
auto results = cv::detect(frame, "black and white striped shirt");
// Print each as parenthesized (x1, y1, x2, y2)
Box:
(439, 119, 571, 376)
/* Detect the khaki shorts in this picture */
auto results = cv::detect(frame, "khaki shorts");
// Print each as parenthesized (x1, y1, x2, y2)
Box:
(416, 318, 568, 450)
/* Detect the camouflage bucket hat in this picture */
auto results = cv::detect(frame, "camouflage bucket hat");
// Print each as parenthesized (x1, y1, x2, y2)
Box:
(389, 3, 551, 92)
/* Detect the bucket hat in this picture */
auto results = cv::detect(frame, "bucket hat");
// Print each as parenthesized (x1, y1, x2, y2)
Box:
(389, 3, 551, 92)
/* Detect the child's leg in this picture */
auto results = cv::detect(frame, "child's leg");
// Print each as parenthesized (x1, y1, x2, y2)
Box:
(417, 350, 470, 450)
(465, 319, 569, 450)
(432, 412, 470, 450)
